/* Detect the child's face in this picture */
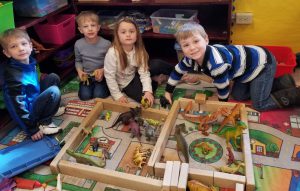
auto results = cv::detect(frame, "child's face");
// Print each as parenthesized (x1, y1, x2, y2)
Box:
(179, 33, 208, 62)
(117, 22, 137, 49)
(78, 19, 100, 40)
(3, 37, 32, 64)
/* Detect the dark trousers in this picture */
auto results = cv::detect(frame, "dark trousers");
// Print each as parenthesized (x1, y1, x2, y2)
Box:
(123, 59, 174, 102)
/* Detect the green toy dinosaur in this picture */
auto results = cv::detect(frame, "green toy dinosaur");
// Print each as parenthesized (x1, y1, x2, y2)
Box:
(210, 162, 245, 174)
(216, 120, 247, 149)
(66, 149, 106, 168)
(174, 124, 189, 163)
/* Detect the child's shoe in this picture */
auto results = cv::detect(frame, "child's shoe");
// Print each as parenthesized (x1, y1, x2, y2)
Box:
(54, 106, 65, 117)
(39, 122, 62, 135)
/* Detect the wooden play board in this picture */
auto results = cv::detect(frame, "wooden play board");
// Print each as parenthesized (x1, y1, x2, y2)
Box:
(148, 98, 255, 191)
(50, 97, 255, 191)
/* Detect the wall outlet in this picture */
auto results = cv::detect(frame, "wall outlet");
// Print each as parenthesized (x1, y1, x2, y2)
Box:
(236, 12, 253, 24)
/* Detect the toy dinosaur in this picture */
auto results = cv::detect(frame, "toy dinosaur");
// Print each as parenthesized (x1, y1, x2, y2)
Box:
(174, 124, 189, 163)
(141, 97, 150, 109)
(216, 103, 243, 133)
(66, 149, 106, 168)
(160, 95, 170, 108)
(195, 142, 213, 155)
(210, 162, 245, 174)
(31, 38, 53, 52)
(132, 146, 151, 168)
(187, 180, 217, 191)
(128, 119, 142, 141)
(218, 120, 247, 148)
(143, 122, 156, 141)
(181, 101, 234, 136)
(226, 146, 235, 165)
(107, 107, 142, 129)
(145, 118, 161, 127)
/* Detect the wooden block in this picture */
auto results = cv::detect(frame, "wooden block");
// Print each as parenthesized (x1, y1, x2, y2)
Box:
(178, 163, 189, 191)
(170, 161, 181, 191)
(162, 161, 173, 191)
(147, 101, 179, 171)
(242, 134, 255, 191)
(188, 168, 214, 186)
(195, 93, 206, 104)
(213, 171, 245, 189)
(154, 162, 166, 178)
(58, 160, 162, 191)
(236, 183, 245, 191)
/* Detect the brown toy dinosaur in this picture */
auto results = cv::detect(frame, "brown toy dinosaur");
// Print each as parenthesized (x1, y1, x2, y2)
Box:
(188, 180, 217, 191)
(195, 142, 213, 155)
(107, 107, 142, 129)
(174, 124, 189, 163)
(216, 103, 243, 133)
(31, 38, 53, 53)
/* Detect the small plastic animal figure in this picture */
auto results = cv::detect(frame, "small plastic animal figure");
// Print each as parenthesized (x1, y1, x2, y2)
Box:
(144, 123, 156, 141)
(128, 119, 142, 141)
(187, 180, 217, 191)
(226, 146, 235, 165)
(141, 97, 150, 109)
(160, 95, 170, 108)
(210, 162, 245, 174)
(195, 142, 213, 155)
(174, 124, 189, 163)
(217, 103, 243, 133)
(132, 146, 150, 168)
(107, 107, 142, 129)
(221, 120, 247, 148)
(66, 149, 106, 168)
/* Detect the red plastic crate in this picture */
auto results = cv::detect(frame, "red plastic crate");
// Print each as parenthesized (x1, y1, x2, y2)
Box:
(34, 14, 75, 45)
(264, 46, 296, 78)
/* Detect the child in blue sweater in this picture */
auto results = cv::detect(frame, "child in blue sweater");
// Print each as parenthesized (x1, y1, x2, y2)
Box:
(0, 29, 63, 141)
(164, 22, 299, 111)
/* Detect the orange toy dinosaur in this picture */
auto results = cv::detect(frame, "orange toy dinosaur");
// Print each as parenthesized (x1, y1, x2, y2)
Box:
(216, 103, 243, 133)
(181, 101, 230, 136)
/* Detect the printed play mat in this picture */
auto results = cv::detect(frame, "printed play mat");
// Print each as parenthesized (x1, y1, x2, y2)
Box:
(1, 79, 300, 191)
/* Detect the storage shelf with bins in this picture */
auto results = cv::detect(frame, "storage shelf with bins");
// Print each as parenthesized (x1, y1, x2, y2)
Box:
(15, 3, 77, 77)
(75, 0, 232, 63)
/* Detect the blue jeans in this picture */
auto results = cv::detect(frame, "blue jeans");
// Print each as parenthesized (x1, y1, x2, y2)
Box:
(78, 77, 110, 101)
(29, 73, 61, 125)
(231, 55, 278, 111)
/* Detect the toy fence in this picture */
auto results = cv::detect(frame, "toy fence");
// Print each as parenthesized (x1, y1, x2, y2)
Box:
(147, 98, 255, 191)
(50, 97, 254, 191)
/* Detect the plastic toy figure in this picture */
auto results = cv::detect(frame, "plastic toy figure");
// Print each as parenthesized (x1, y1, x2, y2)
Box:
(66, 149, 106, 167)
(141, 97, 150, 109)
(107, 107, 142, 129)
(174, 124, 189, 163)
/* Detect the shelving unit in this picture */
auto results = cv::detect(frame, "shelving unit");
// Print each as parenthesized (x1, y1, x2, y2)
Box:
(75, 0, 232, 62)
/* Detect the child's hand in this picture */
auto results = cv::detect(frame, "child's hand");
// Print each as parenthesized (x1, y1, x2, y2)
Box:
(77, 70, 87, 81)
(94, 68, 104, 82)
(164, 92, 173, 104)
(143, 91, 154, 106)
(118, 96, 128, 103)
(31, 130, 43, 141)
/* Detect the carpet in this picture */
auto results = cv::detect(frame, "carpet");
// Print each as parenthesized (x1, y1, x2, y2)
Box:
(1, 78, 300, 191)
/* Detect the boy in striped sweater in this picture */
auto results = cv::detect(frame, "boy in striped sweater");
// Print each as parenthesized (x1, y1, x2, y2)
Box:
(164, 22, 299, 111)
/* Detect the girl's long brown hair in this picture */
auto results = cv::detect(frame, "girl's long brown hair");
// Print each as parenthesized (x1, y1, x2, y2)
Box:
(112, 17, 149, 71)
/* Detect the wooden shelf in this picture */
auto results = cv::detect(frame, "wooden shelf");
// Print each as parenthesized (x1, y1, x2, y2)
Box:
(101, 26, 228, 41)
(76, 0, 230, 6)
(15, 5, 72, 29)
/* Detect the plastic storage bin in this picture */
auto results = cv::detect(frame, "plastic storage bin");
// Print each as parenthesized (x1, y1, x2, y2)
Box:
(34, 14, 76, 45)
(150, 9, 198, 34)
(0, 1, 15, 33)
(13, 0, 68, 17)
(98, 10, 125, 30)
(264, 46, 296, 77)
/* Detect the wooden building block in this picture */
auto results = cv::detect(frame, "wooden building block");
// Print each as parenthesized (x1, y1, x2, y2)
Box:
(195, 93, 206, 104)
(236, 183, 245, 191)
(178, 163, 189, 191)
(162, 161, 174, 191)
(213, 171, 245, 189)
(154, 162, 166, 178)
(170, 161, 181, 191)
(242, 134, 256, 191)
(189, 168, 214, 186)
(58, 160, 162, 191)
